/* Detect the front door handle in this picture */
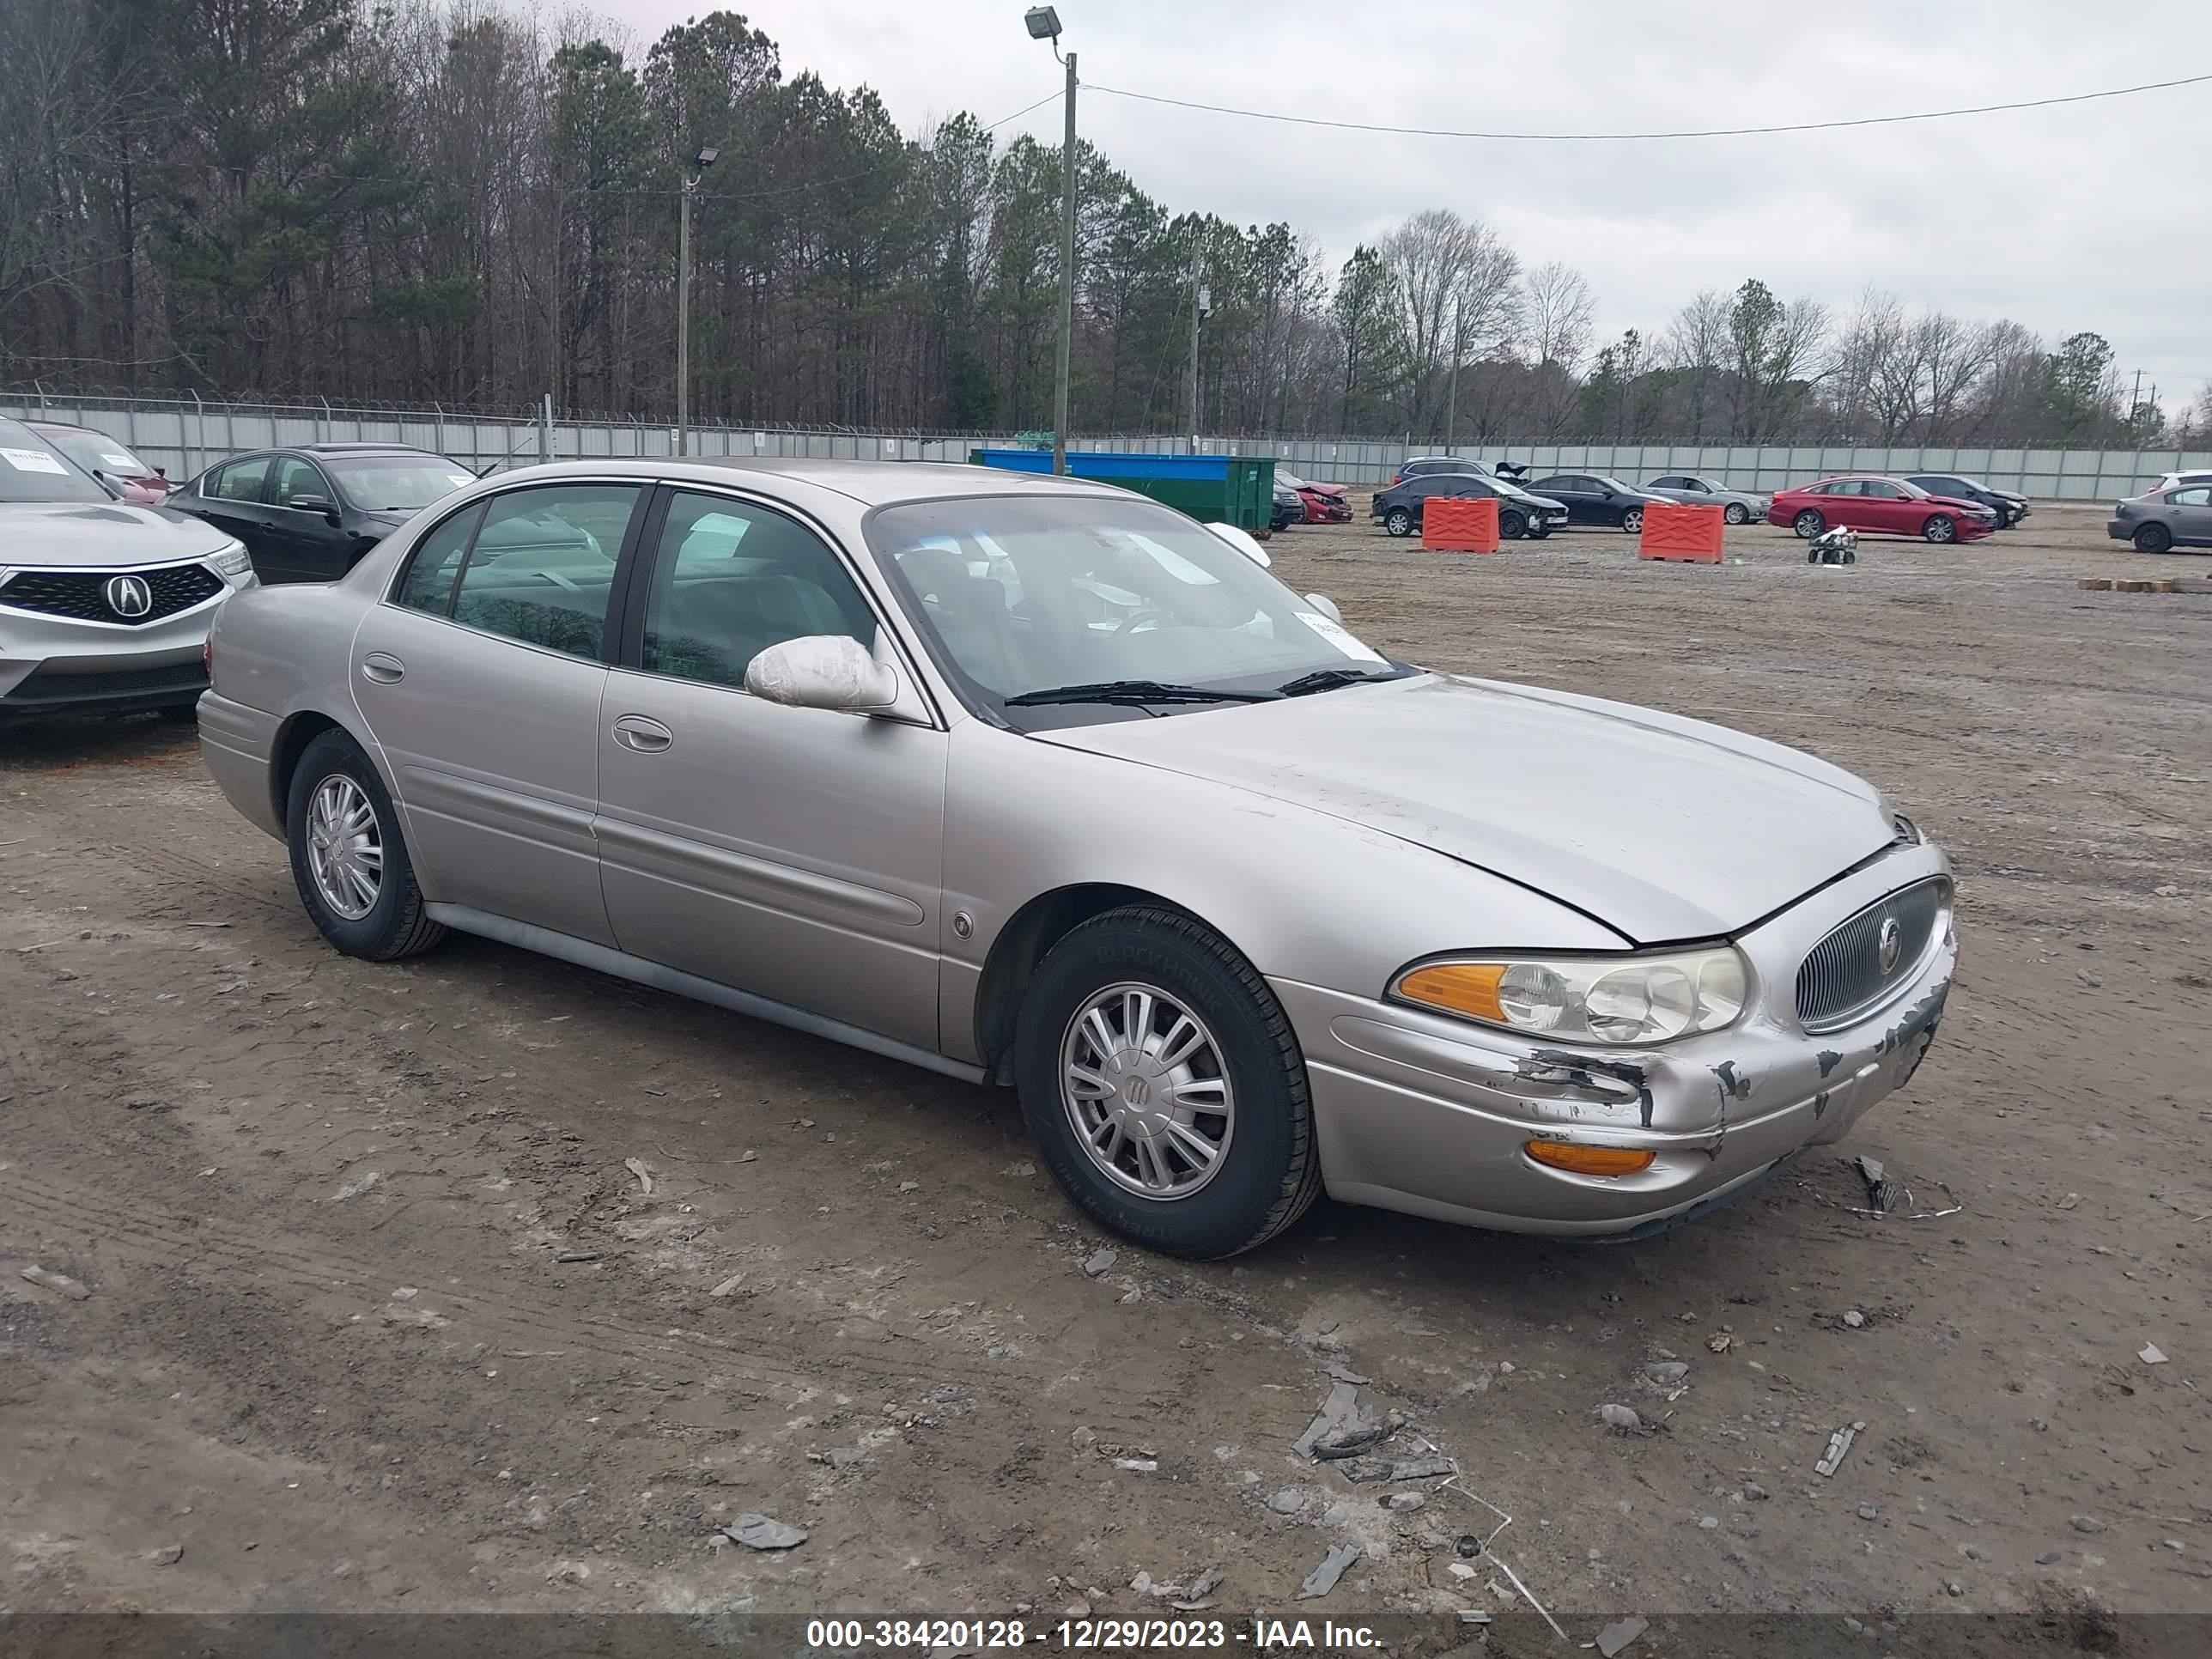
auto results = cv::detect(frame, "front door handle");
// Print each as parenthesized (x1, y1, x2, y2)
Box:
(361, 652, 405, 684)
(611, 714, 673, 753)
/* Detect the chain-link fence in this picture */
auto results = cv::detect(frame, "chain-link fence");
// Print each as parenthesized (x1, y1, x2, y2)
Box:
(3, 387, 2203, 501)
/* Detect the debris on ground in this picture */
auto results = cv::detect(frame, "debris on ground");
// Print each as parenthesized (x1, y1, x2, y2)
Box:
(1114, 1457, 1159, 1473)
(2071, 1516, 2107, 1534)
(720, 1513, 806, 1551)
(1310, 1425, 1389, 1461)
(623, 1157, 655, 1195)
(554, 1250, 602, 1263)
(1295, 1544, 1361, 1600)
(147, 1544, 184, 1566)
(1382, 1492, 1425, 1512)
(1294, 1382, 1376, 1459)
(2140, 1344, 2169, 1365)
(20, 1265, 91, 1300)
(708, 1272, 747, 1297)
(1856, 1157, 1891, 1211)
(1081, 1249, 1117, 1278)
(1268, 1488, 1303, 1514)
(1843, 1310, 1866, 1328)
(1815, 1422, 1863, 1477)
(1133, 1567, 1221, 1601)
(1644, 1361, 1689, 1382)
(1596, 1614, 1649, 1657)
(1706, 1333, 1734, 1353)
(1598, 1404, 1643, 1431)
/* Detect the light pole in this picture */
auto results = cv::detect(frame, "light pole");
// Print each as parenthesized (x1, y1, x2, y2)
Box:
(677, 144, 719, 456)
(1188, 242, 1208, 452)
(1025, 8, 1075, 477)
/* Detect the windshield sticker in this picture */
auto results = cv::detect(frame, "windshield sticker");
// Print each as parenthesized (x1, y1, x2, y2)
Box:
(1, 447, 70, 475)
(1296, 611, 1388, 664)
(100, 453, 139, 470)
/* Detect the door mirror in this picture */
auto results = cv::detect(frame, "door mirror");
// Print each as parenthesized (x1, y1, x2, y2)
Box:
(745, 634, 899, 712)
(1302, 592, 1343, 625)
(289, 493, 337, 515)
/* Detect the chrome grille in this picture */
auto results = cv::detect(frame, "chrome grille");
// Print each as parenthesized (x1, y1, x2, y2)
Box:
(0, 562, 223, 625)
(1796, 877, 1948, 1032)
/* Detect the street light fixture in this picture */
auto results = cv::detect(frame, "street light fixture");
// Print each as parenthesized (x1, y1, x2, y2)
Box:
(678, 145, 720, 457)
(1024, 8, 1076, 477)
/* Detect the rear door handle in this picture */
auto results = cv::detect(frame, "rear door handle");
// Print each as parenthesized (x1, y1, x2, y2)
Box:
(361, 652, 405, 684)
(611, 714, 673, 753)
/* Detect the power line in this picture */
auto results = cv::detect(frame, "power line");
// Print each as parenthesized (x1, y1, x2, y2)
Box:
(984, 88, 1062, 131)
(1084, 70, 2212, 142)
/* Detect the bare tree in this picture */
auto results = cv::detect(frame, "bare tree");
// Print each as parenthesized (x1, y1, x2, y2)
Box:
(1518, 261, 1592, 435)
(1378, 209, 1518, 438)
(1660, 289, 1730, 440)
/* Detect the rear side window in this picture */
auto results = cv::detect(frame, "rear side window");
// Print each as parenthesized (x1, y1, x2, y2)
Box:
(213, 456, 270, 502)
(447, 484, 640, 659)
(392, 503, 485, 614)
(2172, 487, 2212, 507)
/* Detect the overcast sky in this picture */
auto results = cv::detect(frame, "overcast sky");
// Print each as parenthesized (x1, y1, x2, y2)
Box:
(599, 0, 2209, 407)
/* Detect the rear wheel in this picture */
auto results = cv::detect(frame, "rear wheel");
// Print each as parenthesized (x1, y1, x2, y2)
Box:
(2135, 522, 2174, 554)
(1383, 507, 1414, 538)
(1014, 906, 1321, 1260)
(1793, 509, 1826, 538)
(285, 731, 447, 962)
(1499, 508, 1527, 540)
(1723, 501, 1749, 526)
(1923, 514, 1957, 544)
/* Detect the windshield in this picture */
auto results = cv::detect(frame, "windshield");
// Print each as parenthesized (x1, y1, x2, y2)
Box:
(0, 417, 111, 503)
(867, 494, 1402, 726)
(1274, 469, 1307, 490)
(325, 453, 477, 512)
(37, 427, 156, 479)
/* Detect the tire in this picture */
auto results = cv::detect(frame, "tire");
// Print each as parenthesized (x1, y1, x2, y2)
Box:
(285, 730, 447, 961)
(1499, 508, 1526, 541)
(1382, 507, 1414, 538)
(1843, 548, 1856, 563)
(1723, 501, 1749, 526)
(1923, 514, 1956, 544)
(2135, 522, 2174, 554)
(1793, 509, 1826, 538)
(157, 703, 199, 724)
(1013, 905, 1321, 1260)
(1620, 507, 1644, 534)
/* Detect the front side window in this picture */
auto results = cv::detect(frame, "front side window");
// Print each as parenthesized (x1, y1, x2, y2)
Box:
(639, 490, 878, 690)
(214, 456, 271, 503)
(445, 484, 638, 659)
(271, 457, 331, 507)
(868, 494, 1401, 726)
(1862, 481, 1905, 500)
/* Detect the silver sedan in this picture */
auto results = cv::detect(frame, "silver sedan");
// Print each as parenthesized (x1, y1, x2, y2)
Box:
(198, 459, 1954, 1258)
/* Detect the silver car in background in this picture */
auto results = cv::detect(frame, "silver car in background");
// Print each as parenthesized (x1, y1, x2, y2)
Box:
(0, 416, 257, 724)
(198, 459, 1954, 1258)
(1642, 473, 1773, 525)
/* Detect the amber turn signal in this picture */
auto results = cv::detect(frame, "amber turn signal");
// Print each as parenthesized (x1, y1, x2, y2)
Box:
(1395, 961, 1507, 1021)
(1524, 1140, 1656, 1177)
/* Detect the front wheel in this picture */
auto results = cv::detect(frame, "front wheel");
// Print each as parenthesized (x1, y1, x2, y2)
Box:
(1793, 509, 1826, 538)
(1620, 507, 1644, 534)
(1382, 507, 1414, 538)
(1923, 514, 1957, 544)
(2135, 522, 2174, 554)
(1723, 501, 1749, 526)
(286, 731, 447, 961)
(1500, 508, 1527, 540)
(1013, 906, 1321, 1260)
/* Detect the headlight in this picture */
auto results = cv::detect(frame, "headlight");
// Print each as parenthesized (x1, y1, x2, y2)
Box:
(1391, 945, 1750, 1046)
(208, 540, 252, 579)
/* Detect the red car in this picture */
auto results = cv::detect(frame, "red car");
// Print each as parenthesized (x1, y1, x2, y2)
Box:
(1276, 467, 1352, 524)
(26, 421, 173, 504)
(1767, 475, 1997, 544)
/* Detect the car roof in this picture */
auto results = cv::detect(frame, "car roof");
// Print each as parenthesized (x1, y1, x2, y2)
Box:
(22, 419, 103, 435)
(469, 456, 1138, 509)
(295, 441, 447, 455)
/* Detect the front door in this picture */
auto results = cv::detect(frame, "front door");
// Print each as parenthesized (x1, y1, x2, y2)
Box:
(594, 487, 948, 1051)
(1544, 476, 1604, 524)
(197, 454, 280, 569)
(265, 455, 350, 581)
(1857, 480, 1917, 534)
(350, 480, 646, 945)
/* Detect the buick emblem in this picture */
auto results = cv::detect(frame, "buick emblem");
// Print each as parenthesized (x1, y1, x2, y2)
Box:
(105, 574, 154, 618)
(1875, 914, 1904, 974)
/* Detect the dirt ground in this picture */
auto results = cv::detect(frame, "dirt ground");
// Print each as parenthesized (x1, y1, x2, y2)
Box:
(3, 501, 2209, 1639)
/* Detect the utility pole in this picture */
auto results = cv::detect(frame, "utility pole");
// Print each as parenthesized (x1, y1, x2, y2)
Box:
(1188, 244, 1207, 452)
(1027, 9, 1076, 476)
(677, 146, 719, 457)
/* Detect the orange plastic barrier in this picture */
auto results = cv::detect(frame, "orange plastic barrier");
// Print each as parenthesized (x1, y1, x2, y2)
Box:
(1638, 501, 1726, 562)
(1422, 495, 1500, 553)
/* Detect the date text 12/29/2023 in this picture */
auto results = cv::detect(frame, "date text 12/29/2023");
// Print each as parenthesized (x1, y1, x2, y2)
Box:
(804, 1619, 1385, 1650)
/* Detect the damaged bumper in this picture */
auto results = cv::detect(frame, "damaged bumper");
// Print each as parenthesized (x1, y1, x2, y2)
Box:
(1273, 841, 1954, 1237)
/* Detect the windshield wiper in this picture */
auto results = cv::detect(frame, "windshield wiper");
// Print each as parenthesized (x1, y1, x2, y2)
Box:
(1276, 665, 1409, 698)
(1005, 678, 1285, 708)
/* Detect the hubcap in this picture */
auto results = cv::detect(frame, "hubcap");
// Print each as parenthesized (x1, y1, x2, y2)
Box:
(307, 774, 382, 921)
(1060, 983, 1235, 1200)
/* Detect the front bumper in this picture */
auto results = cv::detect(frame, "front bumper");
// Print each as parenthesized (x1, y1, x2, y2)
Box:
(0, 557, 251, 723)
(1273, 841, 1955, 1237)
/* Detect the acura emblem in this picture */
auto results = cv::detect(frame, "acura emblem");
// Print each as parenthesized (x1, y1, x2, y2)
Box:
(1875, 914, 1904, 974)
(105, 574, 154, 618)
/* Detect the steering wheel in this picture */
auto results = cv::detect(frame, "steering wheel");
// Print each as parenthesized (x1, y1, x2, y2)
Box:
(1111, 608, 1169, 635)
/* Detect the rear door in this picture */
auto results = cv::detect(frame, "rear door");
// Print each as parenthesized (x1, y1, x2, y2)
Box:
(350, 480, 646, 945)
(2167, 485, 2212, 544)
(592, 486, 948, 1049)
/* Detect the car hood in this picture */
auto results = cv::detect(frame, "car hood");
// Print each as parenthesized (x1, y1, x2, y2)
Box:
(0, 501, 235, 566)
(1922, 495, 1992, 515)
(1034, 674, 1896, 943)
(1297, 482, 1348, 499)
